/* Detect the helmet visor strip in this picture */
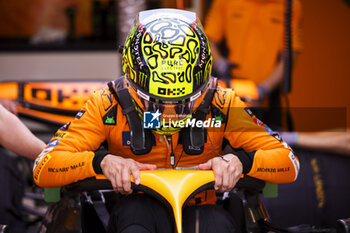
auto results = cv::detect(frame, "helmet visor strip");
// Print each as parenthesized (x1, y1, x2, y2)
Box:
(127, 80, 209, 121)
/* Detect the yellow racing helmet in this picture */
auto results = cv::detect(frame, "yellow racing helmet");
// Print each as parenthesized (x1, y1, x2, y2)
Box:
(122, 8, 213, 135)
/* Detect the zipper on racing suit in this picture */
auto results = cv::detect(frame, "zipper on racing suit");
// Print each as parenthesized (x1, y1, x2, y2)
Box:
(165, 135, 175, 168)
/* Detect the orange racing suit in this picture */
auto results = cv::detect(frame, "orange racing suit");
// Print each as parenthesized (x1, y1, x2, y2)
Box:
(33, 82, 299, 203)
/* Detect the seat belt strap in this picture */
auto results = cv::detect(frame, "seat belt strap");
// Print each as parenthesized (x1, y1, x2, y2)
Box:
(108, 78, 152, 155)
(84, 191, 109, 230)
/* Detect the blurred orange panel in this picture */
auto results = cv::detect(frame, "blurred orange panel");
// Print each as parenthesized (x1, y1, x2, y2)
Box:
(0, 82, 18, 100)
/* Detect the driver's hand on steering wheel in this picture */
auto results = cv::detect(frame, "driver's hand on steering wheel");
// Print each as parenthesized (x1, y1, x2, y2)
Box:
(198, 153, 243, 193)
(100, 154, 157, 194)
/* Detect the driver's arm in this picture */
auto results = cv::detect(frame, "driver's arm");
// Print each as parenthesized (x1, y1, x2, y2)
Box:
(33, 89, 109, 187)
(224, 93, 299, 184)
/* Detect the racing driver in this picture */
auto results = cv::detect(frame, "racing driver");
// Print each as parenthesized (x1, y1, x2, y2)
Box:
(33, 8, 299, 233)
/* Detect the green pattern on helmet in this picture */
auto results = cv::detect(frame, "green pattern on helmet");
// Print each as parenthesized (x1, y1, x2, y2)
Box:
(122, 9, 212, 100)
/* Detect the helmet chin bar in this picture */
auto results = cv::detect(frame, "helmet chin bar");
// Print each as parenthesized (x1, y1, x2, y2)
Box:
(131, 77, 216, 137)
(153, 114, 193, 136)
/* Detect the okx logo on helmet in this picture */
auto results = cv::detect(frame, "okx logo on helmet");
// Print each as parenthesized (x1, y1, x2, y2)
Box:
(122, 8, 213, 135)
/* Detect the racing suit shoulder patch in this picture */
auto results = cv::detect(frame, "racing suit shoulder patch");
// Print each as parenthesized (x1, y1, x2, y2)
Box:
(103, 104, 117, 125)
(100, 88, 114, 112)
(33, 153, 52, 183)
(75, 110, 85, 119)
(60, 122, 71, 131)
(211, 105, 226, 124)
(52, 130, 69, 140)
(213, 86, 231, 110)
